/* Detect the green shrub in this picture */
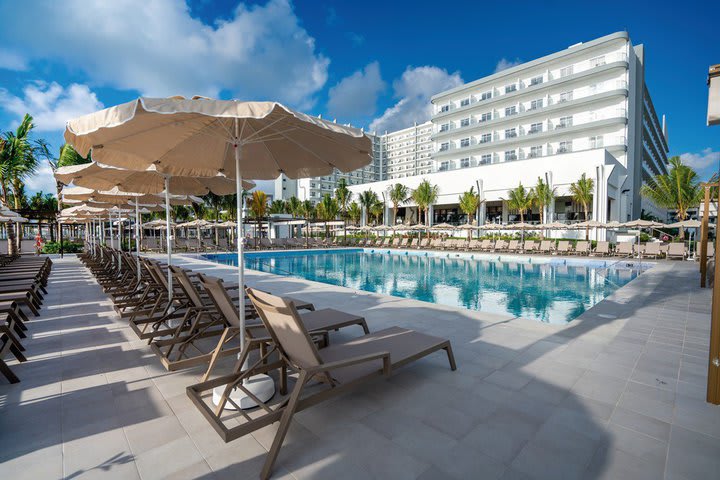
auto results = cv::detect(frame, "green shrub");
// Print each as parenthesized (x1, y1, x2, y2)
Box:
(42, 241, 84, 254)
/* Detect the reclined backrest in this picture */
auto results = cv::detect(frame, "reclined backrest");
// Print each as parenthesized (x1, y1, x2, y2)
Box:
(170, 266, 204, 308)
(246, 287, 323, 371)
(198, 274, 240, 328)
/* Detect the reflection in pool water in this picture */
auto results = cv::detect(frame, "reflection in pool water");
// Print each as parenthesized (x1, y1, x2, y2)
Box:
(204, 249, 646, 324)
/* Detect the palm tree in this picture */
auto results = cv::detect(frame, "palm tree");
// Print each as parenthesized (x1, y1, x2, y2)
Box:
(532, 176, 556, 238)
(641, 156, 703, 239)
(268, 199, 286, 215)
(411, 179, 439, 226)
(0, 114, 46, 254)
(358, 190, 378, 225)
(48, 143, 91, 240)
(347, 202, 362, 225)
(505, 183, 534, 224)
(286, 196, 302, 218)
(569, 173, 594, 240)
(370, 199, 384, 224)
(458, 187, 481, 239)
(248, 190, 268, 247)
(388, 183, 409, 225)
(334, 178, 352, 220)
(316, 194, 339, 238)
(301, 200, 315, 220)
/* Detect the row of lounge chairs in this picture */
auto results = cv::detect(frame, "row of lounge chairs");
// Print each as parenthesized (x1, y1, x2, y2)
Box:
(267, 235, 694, 259)
(0, 255, 52, 383)
(78, 244, 456, 478)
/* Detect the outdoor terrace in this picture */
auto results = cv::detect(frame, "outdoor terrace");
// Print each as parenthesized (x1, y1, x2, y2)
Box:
(0, 254, 718, 479)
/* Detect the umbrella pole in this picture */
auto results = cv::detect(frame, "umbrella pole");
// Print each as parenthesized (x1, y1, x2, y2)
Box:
(117, 211, 122, 274)
(135, 202, 141, 281)
(109, 213, 115, 269)
(164, 176, 173, 300)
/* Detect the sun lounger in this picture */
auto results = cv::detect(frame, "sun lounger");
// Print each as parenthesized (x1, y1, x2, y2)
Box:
(415, 238, 429, 249)
(593, 241, 610, 256)
(538, 240, 554, 254)
(556, 241, 573, 255)
(494, 239, 508, 252)
(666, 243, 686, 260)
(506, 240, 521, 253)
(0, 324, 26, 384)
(614, 242, 633, 257)
(574, 241, 591, 256)
(478, 239, 492, 251)
(186, 287, 456, 479)
(523, 241, 537, 253)
(642, 242, 661, 259)
(196, 276, 369, 380)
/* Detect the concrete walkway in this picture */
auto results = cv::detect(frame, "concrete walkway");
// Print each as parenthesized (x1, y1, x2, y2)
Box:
(0, 254, 718, 479)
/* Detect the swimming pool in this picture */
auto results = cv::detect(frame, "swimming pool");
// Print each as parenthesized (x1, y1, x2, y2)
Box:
(203, 248, 649, 324)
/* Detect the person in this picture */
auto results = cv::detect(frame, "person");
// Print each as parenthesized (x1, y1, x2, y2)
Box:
(35, 232, 45, 255)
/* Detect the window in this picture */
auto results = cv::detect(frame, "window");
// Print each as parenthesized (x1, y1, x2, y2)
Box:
(460, 138, 470, 147)
(589, 55, 606, 67)
(481, 112, 492, 122)
(560, 91, 573, 103)
(480, 133, 492, 144)
(505, 128, 517, 138)
(460, 157, 471, 168)
(529, 122, 543, 134)
(505, 84, 517, 94)
(558, 141, 572, 153)
(530, 75, 543, 86)
(460, 118, 470, 127)
(440, 142, 449, 151)
(440, 123, 449, 132)
(560, 65, 574, 78)
(530, 145, 543, 158)
(505, 106, 517, 116)
(460, 98, 470, 107)
(440, 105, 450, 113)
(558, 116, 573, 129)
(505, 150, 517, 161)
(439, 161, 450, 171)
(530, 99, 543, 110)
(480, 154, 492, 165)
(480, 91, 492, 101)
(590, 135, 604, 148)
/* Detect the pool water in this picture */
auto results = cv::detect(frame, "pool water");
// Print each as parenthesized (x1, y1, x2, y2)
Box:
(203, 249, 648, 324)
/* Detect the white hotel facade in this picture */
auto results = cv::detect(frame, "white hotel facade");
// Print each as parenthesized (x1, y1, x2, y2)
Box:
(296, 32, 669, 228)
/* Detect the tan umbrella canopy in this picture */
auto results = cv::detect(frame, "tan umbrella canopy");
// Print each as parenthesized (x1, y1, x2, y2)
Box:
(62, 185, 202, 206)
(604, 221, 623, 228)
(177, 219, 210, 228)
(544, 221, 570, 229)
(507, 222, 534, 229)
(431, 223, 456, 230)
(55, 162, 252, 195)
(572, 220, 606, 229)
(64, 96, 371, 409)
(65, 97, 370, 179)
(621, 219, 664, 228)
(665, 219, 705, 229)
(215, 220, 237, 228)
(456, 223, 477, 229)
(144, 219, 177, 228)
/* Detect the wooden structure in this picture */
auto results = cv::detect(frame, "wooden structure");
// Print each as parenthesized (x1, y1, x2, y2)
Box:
(700, 180, 720, 404)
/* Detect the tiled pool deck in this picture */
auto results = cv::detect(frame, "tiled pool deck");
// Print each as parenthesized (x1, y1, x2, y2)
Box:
(0, 254, 718, 479)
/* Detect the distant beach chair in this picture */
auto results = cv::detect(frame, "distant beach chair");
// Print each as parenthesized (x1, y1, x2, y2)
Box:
(593, 241, 610, 256)
(574, 241, 591, 256)
(614, 242, 633, 257)
(666, 243, 686, 260)
(556, 241, 573, 255)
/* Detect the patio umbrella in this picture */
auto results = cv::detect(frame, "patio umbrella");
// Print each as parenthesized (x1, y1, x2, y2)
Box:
(64, 96, 371, 409)
(604, 221, 623, 228)
(456, 222, 477, 240)
(56, 162, 252, 295)
(178, 219, 210, 250)
(621, 219, 665, 257)
(665, 219, 704, 229)
(431, 223, 456, 231)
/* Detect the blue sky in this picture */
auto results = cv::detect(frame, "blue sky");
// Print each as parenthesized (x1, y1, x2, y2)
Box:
(0, 0, 718, 194)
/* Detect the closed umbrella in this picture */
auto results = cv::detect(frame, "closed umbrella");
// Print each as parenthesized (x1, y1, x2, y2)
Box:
(64, 96, 371, 410)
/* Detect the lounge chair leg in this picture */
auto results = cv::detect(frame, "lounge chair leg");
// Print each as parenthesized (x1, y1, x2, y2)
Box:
(0, 360, 19, 383)
(444, 343, 457, 371)
(202, 327, 231, 382)
(261, 371, 308, 480)
(360, 319, 369, 334)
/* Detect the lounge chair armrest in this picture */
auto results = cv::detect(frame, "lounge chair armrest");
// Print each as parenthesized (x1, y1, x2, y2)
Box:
(308, 351, 391, 376)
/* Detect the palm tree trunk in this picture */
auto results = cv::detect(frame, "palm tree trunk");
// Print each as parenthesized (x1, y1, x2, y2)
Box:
(584, 203, 589, 241)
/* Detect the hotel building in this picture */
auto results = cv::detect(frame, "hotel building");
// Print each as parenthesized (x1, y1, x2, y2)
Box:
(299, 32, 669, 230)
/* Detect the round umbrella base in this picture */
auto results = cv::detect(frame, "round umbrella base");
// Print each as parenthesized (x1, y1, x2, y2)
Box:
(212, 374, 275, 410)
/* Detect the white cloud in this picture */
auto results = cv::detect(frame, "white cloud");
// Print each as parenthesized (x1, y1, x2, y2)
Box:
(0, 0, 328, 107)
(0, 49, 27, 71)
(326, 62, 385, 121)
(494, 57, 522, 73)
(680, 148, 720, 171)
(0, 81, 104, 131)
(369, 66, 463, 133)
(23, 163, 56, 196)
